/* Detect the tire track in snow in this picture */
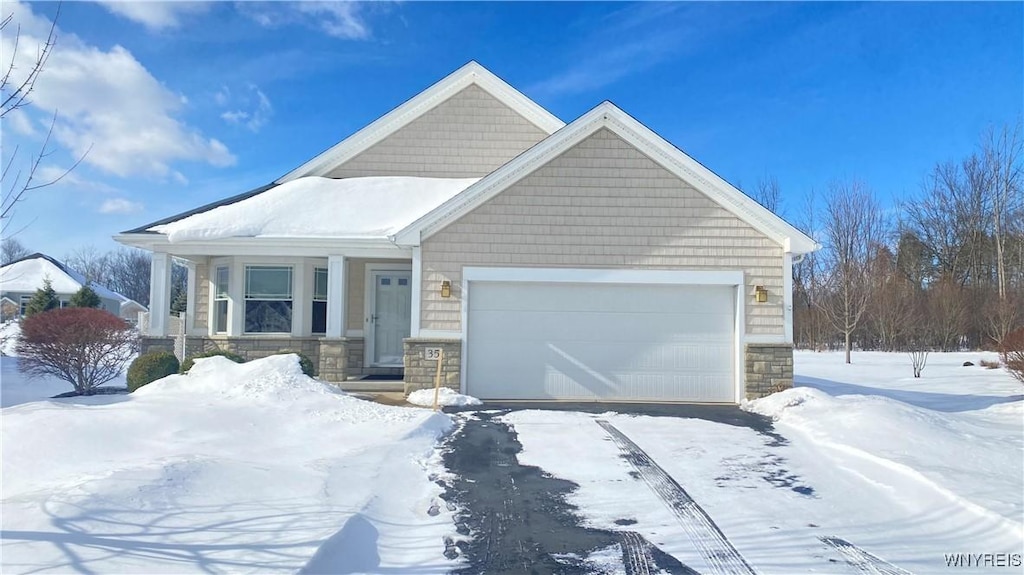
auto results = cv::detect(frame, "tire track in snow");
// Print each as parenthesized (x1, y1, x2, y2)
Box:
(596, 419, 757, 575)
(820, 536, 914, 575)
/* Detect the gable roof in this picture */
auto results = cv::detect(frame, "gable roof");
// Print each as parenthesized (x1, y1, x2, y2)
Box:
(275, 61, 565, 184)
(393, 102, 819, 254)
(0, 253, 131, 302)
(122, 183, 277, 235)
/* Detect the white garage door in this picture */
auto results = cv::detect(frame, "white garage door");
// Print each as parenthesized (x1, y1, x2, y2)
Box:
(465, 281, 737, 402)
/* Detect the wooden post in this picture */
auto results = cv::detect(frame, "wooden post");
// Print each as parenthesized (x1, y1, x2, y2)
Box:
(432, 348, 444, 411)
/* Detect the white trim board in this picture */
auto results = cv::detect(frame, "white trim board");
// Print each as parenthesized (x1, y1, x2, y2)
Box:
(394, 102, 818, 255)
(277, 62, 564, 183)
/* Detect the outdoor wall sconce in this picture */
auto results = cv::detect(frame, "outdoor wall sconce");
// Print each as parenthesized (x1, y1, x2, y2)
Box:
(440, 280, 451, 298)
(754, 285, 768, 303)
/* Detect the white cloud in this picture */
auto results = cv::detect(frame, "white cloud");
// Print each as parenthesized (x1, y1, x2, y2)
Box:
(96, 1, 209, 31)
(218, 85, 273, 132)
(297, 2, 369, 39)
(238, 1, 372, 40)
(2, 1, 235, 179)
(98, 198, 144, 214)
(4, 108, 36, 136)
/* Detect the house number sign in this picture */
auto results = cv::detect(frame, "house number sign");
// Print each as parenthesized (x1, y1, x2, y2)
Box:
(424, 347, 443, 360)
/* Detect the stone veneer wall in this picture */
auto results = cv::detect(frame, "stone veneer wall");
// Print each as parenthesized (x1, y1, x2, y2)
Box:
(176, 337, 365, 382)
(403, 338, 461, 395)
(744, 343, 794, 399)
(140, 336, 176, 356)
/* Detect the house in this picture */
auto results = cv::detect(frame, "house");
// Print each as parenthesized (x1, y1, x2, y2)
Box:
(0, 253, 148, 323)
(116, 62, 817, 403)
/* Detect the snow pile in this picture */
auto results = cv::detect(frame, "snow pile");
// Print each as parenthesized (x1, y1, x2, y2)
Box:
(152, 176, 479, 242)
(2, 354, 457, 572)
(407, 387, 483, 407)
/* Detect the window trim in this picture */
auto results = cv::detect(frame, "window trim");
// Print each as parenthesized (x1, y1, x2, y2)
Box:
(243, 265, 294, 334)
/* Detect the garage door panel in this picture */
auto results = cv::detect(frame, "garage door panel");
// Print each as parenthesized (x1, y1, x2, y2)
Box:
(470, 282, 734, 314)
(466, 280, 737, 402)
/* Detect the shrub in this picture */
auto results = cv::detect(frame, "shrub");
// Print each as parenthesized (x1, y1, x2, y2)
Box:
(275, 350, 316, 377)
(999, 328, 1024, 384)
(180, 349, 246, 373)
(127, 351, 180, 392)
(24, 278, 59, 317)
(980, 359, 1001, 370)
(16, 308, 138, 395)
(70, 284, 102, 308)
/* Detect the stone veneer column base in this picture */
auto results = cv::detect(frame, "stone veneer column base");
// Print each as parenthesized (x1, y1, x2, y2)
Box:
(317, 337, 364, 383)
(744, 343, 794, 399)
(140, 336, 176, 355)
(403, 338, 461, 395)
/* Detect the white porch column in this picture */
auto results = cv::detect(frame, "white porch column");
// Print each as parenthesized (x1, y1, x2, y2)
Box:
(783, 252, 794, 344)
(184, 260, 197, 335)
(148, 252, 172, 336)
(410, 246, 421, 337)
(325, 255, 347, 338)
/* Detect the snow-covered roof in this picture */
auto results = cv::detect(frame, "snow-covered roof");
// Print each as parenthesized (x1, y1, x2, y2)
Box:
(0, 254, 128, 302)
(149, 176, 479, 243)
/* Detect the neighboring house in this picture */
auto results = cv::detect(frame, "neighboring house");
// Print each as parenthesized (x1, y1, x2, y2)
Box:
(0, 253, 148, 323)
(116, 62, 817, 403)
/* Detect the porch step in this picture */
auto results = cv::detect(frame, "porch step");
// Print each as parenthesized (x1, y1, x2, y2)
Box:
(338, 381, 405, 393)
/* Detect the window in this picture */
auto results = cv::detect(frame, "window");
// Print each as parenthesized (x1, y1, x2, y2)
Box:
(19, 295, 30, 316)
(214, 266, 229, 333)
(312, 267, 328, 334)
(244, 266, 292, 333)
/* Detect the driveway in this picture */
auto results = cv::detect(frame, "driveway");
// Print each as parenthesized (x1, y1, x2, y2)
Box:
(437, 404, 916, 575)
(437, 404, 773, 574)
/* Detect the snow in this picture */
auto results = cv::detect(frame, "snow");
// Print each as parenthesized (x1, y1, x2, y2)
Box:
(1, 356, 127, 407)
(1, 254, 127, 302)
(151, 176, 479, 242)
(407, 387, 482, 407)
(1, 354, 457, 573)
(503, 351, 1023, 574)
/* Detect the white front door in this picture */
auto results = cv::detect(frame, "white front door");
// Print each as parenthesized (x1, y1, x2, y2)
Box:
(368, 270, 412, 366)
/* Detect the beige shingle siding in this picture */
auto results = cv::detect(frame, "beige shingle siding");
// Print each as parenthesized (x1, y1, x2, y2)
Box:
(421, 128, 785, 335)
(194, 262, 209, 331)
(325, 85, 549, 179)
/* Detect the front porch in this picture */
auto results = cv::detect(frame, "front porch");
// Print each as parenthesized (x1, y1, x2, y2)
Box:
(142, 250, 416, 384)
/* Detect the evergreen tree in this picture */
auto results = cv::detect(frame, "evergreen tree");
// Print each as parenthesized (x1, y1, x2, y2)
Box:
(24, 278, 59, 317)
(170, 287, 187, 314)
(70, 284, 102, 308)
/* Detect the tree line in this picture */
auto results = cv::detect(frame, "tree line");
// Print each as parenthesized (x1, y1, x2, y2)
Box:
(787, 123, 1023, 361)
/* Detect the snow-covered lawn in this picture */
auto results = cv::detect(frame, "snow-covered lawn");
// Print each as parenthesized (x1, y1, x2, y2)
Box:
(1, 355, 454, 573)
(504, 351, 1023, 574)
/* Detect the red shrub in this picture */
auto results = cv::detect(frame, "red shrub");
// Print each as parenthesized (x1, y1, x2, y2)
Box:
(16, 308, 139, 395)
(999, 327, 1024, 385)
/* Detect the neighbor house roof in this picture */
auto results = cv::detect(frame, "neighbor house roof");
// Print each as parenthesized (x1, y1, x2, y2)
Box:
(393, 102, 820, 254)
(0, 253, 132, 302)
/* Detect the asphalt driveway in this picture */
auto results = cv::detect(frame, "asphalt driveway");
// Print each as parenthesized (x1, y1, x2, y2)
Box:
(437, 403, 779, 575)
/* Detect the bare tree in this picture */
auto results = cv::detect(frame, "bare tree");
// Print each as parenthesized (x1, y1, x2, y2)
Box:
(107, 248, 151, 306)
(64, 246, 113, 285)
(754, 174, 783, 215)
(1, 3, 88, 237)
(982, 123, 1023, 301)
(1, 237, 31, 264)
(817, 181, 886, 363)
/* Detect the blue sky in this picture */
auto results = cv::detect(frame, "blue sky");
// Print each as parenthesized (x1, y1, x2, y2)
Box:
(2, 1, 1021, 259)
